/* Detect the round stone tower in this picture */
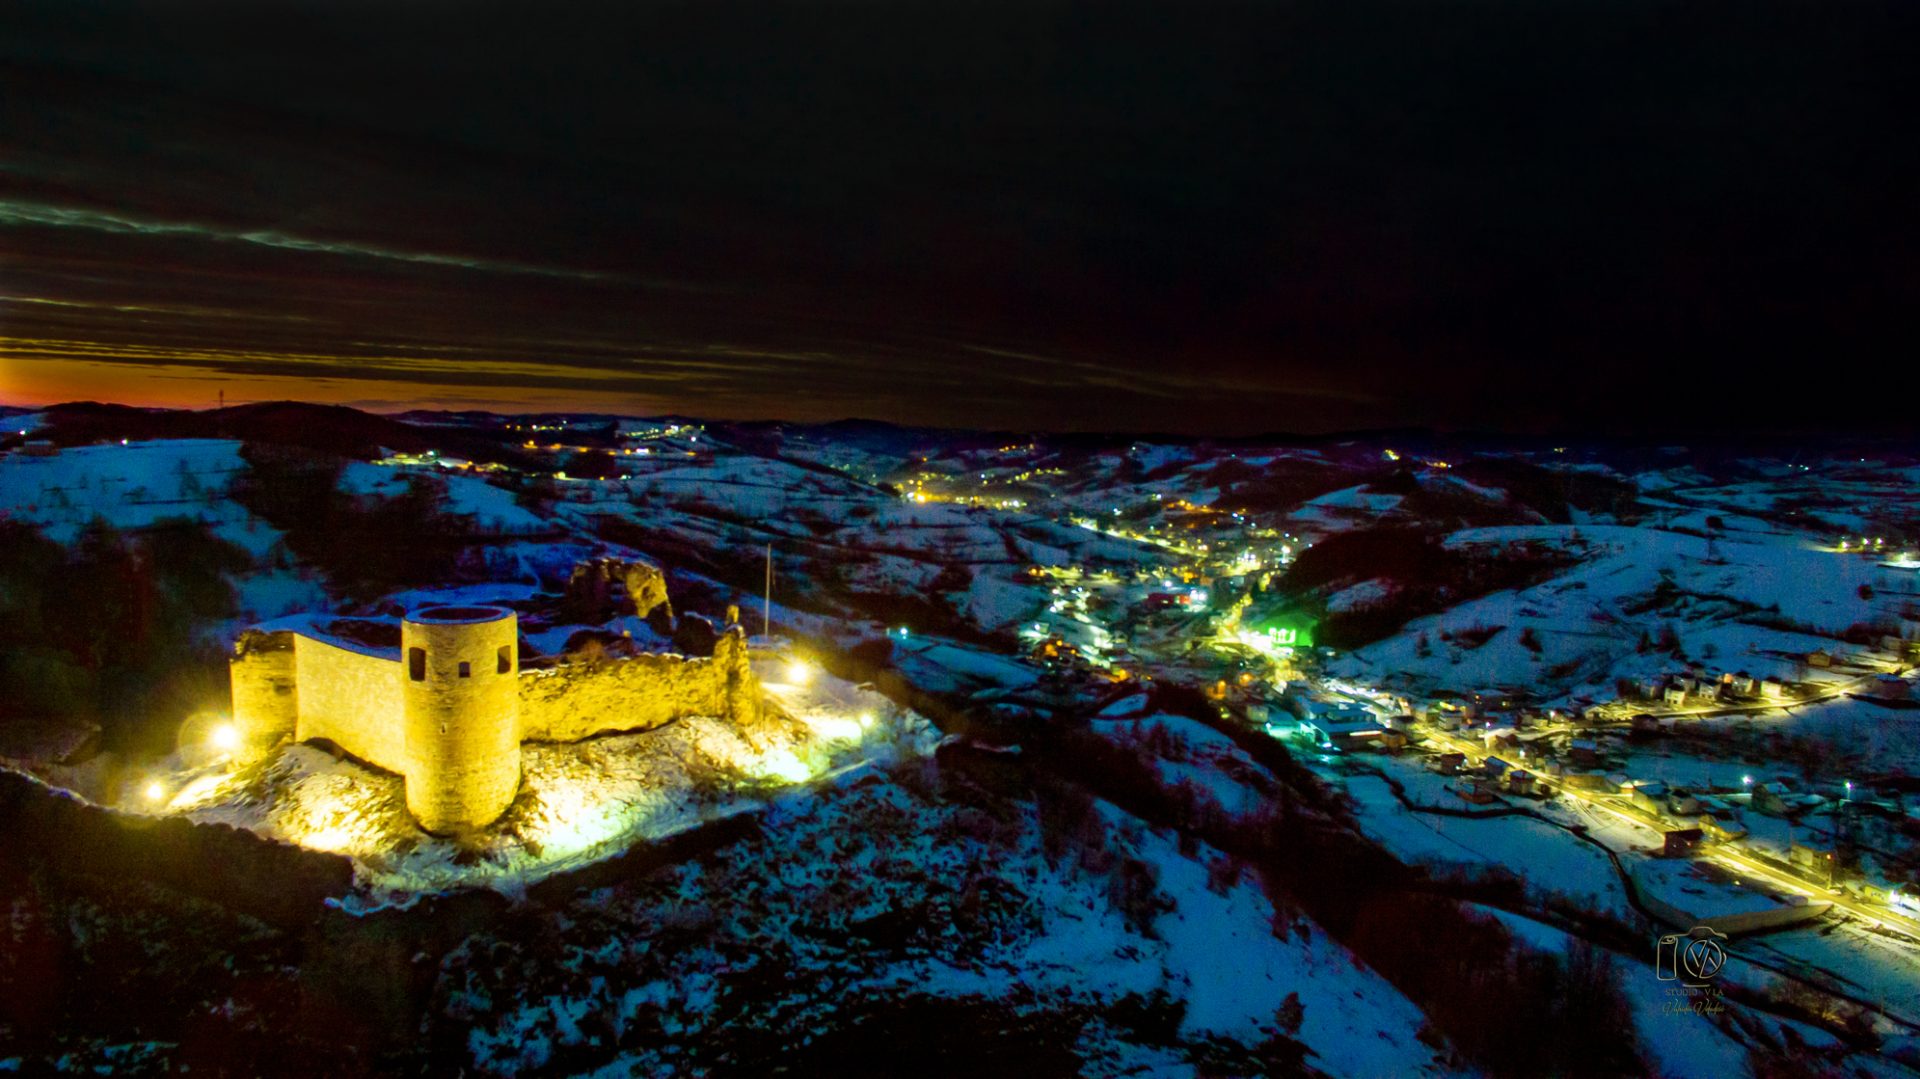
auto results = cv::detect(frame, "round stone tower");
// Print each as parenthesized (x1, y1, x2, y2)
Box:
(401, 605, 521, 834)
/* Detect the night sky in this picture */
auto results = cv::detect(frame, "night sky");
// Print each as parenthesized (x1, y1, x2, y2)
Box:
(2, 1, 1916, 435)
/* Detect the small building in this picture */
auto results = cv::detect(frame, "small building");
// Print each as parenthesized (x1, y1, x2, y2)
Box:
(1662, 684, 1689, 707)
(1730, 673, 1757, 696)
(1561, 770, 1613, 791)
(1760, 677, 1786, 699)
(1454, 779, 1498, 805)
(1662, 828, 1705, 857)
(1808, 650, 1833, 669)
(1697, 814, 1746, 842)
(1431, 751, 1466, 775)
(1874, 675, 1913, 701)
(1483, 755, 1513, 778)
(1629, 781, 1669, 815)
(1507, 769, 1536, 796)
(1749, 783, 1793, 817)
(1789, 841, 1838, 886)
(1479, 725, 1518, 748)
(1631, 713, 1664, 735)
(1667, 787, 1703, 816)
(1568, 739, 1600, 768)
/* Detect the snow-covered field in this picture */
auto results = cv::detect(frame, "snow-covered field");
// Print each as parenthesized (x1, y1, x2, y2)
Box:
(447, 769, 1455, 1077)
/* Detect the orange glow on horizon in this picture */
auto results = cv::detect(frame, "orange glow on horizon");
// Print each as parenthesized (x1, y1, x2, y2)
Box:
(0, 353, 679, 416)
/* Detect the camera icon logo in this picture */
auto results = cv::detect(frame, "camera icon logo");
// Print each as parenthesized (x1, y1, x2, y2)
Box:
(1656, 925, 1729, 987)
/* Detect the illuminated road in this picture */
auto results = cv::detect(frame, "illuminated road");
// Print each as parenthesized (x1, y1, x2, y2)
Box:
(1417, 725, 1920, 944)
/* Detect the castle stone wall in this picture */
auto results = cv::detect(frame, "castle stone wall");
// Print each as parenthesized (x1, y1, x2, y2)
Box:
(230, 630, 299, 745)
(227, 599, 762, 836)
(293, 635, 409, 775)
(401, 608, 521, 835)
(520, 626, 760, 741)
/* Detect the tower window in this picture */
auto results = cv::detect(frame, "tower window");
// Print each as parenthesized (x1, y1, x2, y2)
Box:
(408, 647, 426, 681)
(458, 661, 471, 678)
(497, 645, 512, 674)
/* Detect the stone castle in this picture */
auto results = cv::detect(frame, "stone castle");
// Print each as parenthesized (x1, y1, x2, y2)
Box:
(229, 600, 761, 834)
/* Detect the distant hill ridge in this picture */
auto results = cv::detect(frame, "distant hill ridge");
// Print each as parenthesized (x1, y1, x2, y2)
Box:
(10, 401, 1916, 469)
(28, 401, 538, 467)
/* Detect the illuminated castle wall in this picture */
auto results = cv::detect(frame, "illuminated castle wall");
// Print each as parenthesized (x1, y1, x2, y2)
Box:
(229, 604, 761, 834)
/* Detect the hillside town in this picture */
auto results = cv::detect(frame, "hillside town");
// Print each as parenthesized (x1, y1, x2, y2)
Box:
(3, 402, 1920, 1075)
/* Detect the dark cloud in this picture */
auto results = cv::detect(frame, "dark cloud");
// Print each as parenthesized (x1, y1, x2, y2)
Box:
(2, 1, 1917, 433)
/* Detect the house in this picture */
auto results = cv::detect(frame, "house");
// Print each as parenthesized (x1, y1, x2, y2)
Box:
(1662, 684, 1689, 707)
(1479, 725, 1518, 750)
(1760, 677, 1786, 699)
(1748, 783, 1793, 817)
(1507, 769, 1537, 796)
(1432, 751, 1466, 775)
(1483, 756, 1513, 778)
(1789, 841, 1838, 886)
(1629, 781, 1669, 815)
(1454, 779, 1498, 805)
(1662, 828, 1705, 857)
(1631, 713, 1664, 736)
(1697, 814, 1746, 842)
(1568, 739, 1600, 768)
(1666, 787, 1703, 816)
(1808, 650, 1833, 668)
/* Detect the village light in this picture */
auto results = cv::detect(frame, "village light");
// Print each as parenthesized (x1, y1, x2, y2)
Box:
(210, 722, 241, 752)
(143, 780, 166, 803)
(784, 659, 814, 686)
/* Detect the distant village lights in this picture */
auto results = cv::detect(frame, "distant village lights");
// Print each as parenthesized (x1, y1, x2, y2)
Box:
(210, 722, 241, 752)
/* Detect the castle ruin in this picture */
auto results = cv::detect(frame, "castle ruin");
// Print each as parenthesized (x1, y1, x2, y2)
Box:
(229, 603, 761, 834)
